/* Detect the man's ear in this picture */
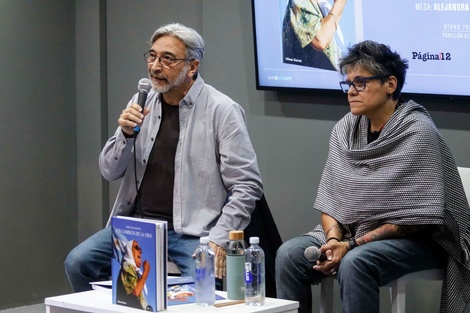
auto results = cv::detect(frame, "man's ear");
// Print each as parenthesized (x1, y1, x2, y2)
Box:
(188, 60, 200, 78)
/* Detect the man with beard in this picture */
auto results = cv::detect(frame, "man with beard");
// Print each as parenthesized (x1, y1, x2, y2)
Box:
(65, 23, 263, 292)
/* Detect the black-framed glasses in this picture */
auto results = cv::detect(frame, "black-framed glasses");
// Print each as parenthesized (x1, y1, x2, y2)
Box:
(133, 245, 142, 252)
(339, 76, 385, 93)
(143, 52, 192, 69)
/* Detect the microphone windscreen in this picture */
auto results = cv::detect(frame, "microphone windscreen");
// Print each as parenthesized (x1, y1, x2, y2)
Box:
(138, 78, 152, 93)
(304, 246, 321, 262)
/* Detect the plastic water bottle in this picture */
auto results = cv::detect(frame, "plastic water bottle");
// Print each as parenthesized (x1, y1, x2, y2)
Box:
(226, 230, 247, 300)
(195, 236, 215, 306)
(244, 236, 265, 306)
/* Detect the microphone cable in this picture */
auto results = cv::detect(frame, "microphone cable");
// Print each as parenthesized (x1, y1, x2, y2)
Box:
(133, 132, 144, 219)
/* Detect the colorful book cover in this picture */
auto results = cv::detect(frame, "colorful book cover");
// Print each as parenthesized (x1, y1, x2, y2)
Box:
(167, 276, 197, 306)
(111, 216, 167, 312)
(167, 276, 225, 306)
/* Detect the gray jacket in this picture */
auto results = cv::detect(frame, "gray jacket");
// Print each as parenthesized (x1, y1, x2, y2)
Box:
(100, 75, 263, 248)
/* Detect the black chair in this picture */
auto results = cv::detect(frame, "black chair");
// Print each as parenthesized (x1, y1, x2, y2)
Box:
(244, 194, 283, 298)
(168, 193, 283, 298)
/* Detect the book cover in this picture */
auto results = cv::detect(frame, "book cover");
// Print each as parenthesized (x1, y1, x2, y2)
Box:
(111, 216, 167, 312)
(167, 276, 196, 306)
(167, 276, 225, 306)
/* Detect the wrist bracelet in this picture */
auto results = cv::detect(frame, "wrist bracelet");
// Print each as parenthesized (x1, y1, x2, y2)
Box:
(327, 237, 341, 243)
(348, 238, 358, 250)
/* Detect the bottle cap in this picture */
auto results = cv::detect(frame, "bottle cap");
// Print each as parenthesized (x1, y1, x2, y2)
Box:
(229, 230, 244, 240)
(200, 236, 210, 244)
(249, 236, 260, 244)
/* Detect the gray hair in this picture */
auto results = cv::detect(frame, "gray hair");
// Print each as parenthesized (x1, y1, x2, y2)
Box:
(339, 40, 409, 100)
(149, 23, 204, 61)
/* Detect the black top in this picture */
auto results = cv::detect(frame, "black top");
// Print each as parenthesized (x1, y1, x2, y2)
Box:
(132, 100, 179, 227)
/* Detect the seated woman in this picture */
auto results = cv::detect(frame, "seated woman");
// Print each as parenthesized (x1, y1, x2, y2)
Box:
(275, 40, 470, 313)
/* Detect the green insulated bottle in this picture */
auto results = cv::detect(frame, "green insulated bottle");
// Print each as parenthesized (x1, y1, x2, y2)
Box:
(226, 230, 247, 300)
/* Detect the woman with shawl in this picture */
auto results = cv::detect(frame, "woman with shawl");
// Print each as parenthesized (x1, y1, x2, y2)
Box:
(116, 240, 152, 311)
(275, 40, 470, 313)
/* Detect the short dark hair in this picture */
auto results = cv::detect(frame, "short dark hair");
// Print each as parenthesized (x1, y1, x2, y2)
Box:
(339, 40, 409, 100)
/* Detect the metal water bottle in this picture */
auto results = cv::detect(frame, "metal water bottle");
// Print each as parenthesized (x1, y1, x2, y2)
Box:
(226, 230, 247, 300)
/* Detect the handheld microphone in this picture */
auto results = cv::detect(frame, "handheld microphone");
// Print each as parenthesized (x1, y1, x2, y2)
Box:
(133, 78, 152, 135)
(304, 246, 327, 262)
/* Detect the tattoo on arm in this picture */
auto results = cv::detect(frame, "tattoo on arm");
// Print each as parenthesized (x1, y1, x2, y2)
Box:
(357, 224, 425, 245)
(326, 223, 343, 237)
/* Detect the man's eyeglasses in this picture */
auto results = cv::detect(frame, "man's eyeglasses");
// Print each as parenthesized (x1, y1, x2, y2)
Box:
(339, 76, 385, 93)
(144, 52, 193, 69)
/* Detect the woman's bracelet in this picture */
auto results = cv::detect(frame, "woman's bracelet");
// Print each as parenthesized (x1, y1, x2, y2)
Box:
(327, 237, 341, 243)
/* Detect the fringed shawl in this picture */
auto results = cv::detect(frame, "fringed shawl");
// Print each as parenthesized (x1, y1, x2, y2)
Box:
(309, 100, 470, 313)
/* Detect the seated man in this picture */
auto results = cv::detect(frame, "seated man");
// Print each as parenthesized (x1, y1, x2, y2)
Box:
(275, 40, 470, 313)
(65, 22, 263, 292)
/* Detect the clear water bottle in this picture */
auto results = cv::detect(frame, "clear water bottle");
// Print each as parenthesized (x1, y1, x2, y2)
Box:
(195, 236, 215, 306)
(244, 236, 265, 306)
(226, 230, 247, 300)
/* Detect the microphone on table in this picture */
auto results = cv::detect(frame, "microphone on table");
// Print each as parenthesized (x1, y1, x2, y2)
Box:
(304, 246, 327, 262)
(133, 78, 152, 135)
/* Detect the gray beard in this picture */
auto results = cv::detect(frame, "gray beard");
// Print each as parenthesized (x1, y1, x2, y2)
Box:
(153, 64, 189, 93)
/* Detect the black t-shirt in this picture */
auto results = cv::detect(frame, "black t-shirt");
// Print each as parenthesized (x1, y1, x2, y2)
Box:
(132, 100, 179, 227)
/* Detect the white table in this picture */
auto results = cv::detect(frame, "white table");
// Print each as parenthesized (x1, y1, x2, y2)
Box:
(45, 290, 298, 313)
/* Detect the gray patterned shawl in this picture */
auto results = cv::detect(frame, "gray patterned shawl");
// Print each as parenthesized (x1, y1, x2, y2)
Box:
(308, 100, 470, 313)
